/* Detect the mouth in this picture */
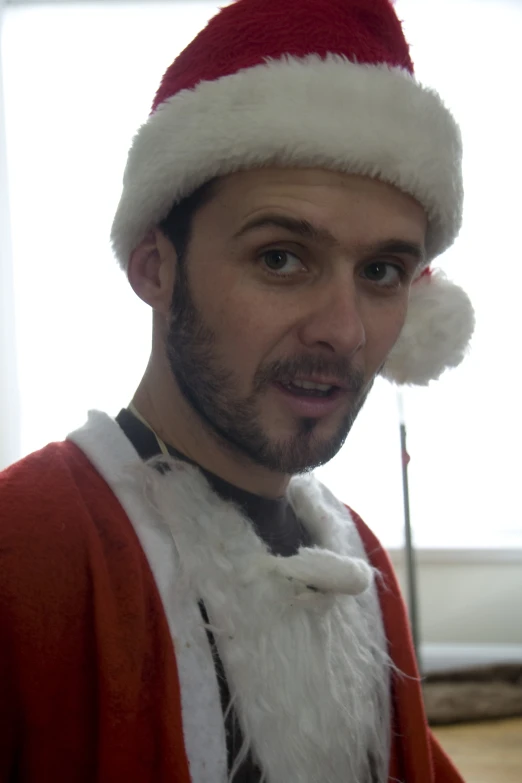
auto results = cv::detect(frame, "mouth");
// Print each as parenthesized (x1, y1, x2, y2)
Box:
(272, 379, 348, 418)
(277, 379, 340, 398)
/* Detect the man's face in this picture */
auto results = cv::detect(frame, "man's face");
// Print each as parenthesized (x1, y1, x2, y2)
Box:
(165, 168, 426, 475)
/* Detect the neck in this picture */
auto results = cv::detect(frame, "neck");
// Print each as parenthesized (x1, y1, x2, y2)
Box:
(131, 358, 290, 499)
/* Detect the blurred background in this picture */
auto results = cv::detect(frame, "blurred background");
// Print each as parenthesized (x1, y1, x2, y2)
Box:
(1, 3, 521, 771)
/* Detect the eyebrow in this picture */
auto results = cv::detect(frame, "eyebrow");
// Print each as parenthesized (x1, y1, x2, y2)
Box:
(233, 214, 340, 247)
(233, 214, 426, 266)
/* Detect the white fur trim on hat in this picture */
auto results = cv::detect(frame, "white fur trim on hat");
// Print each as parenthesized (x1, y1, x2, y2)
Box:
(111, 54, 462, 268)
(381, 270, 475, 386)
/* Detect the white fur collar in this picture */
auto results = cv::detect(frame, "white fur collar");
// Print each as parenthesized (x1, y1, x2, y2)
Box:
(69, 411, 391, 783)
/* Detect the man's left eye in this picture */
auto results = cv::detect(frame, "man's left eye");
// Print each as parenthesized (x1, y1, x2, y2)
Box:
(261, 250, 304, 276)
(362, 261, 405, 287)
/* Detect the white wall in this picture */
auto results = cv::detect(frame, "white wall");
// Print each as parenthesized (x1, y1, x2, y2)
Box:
(0, 0, 21, 470)
(389, 550, 522, 646)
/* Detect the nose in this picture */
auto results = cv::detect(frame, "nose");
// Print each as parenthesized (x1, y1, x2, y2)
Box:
(297, 278, 366, 357)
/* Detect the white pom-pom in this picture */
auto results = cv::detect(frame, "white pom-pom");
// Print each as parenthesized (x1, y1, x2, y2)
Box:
(382, 270, 475, 386)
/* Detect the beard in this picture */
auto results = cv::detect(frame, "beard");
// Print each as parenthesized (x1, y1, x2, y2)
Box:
(166, 264, 372, 475)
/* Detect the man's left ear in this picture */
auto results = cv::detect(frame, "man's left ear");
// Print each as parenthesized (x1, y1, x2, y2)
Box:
(127, 229, 176, 314)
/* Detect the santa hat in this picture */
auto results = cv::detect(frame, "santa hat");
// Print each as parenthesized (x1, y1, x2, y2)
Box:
(111, 0, 474, 386)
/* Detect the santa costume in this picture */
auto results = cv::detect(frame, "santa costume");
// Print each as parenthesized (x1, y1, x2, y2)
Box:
(0, 0, 474, 781)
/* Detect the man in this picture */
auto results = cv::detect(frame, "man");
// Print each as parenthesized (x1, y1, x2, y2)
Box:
(0, 0, 474, 781)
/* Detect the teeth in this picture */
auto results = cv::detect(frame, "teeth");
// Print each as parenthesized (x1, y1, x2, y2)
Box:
(291, 380, 334, 391)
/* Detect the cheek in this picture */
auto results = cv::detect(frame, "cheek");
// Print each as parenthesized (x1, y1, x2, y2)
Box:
(203, 269, 286, 343)
(364, 298, 409, 358)
(190, 246, 295, 354)
(207, 289, 287, 373)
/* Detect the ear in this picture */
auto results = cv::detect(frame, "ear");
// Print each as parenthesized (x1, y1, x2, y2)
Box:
(127, 229, 176, 314)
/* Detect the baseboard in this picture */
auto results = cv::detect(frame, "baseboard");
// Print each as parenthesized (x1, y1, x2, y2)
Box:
(421, 643, 522, 673)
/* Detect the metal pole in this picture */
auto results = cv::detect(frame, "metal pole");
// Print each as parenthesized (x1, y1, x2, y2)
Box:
(397, 390, 421, 665)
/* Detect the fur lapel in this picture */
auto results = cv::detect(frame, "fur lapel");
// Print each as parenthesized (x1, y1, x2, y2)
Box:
(70, 411, 391, 783)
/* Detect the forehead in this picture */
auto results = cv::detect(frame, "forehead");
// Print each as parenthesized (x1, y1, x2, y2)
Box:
(206, 167, 427, 242)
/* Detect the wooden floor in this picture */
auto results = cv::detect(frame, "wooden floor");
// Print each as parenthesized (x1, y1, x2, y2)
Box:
(433, 718, 522, 782)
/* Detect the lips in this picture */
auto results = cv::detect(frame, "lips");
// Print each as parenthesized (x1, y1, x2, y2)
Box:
(279, 376, 346, 392)
(273, 381, 348, 418)
(280, 380, 336, 397)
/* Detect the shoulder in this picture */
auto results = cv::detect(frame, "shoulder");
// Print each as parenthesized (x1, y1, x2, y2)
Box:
(345, 505, 385, 556)
(0, 440, 139, 612)
(0, 440, 108, 542)
(304, 475, 398, 579)
(0, 442, 94, 579)
(344, 504, 399, 582)
(0, 444, 94, 650)
(289, 475, 393, 572)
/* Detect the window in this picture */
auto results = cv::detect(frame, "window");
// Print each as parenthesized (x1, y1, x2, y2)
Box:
(2, 0, 521, 548)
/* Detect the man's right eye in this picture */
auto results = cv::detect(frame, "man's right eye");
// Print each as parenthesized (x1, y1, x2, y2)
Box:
(260, 249, 305, 277)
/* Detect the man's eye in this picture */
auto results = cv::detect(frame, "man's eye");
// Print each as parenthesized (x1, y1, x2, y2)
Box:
(362, 261, 405, 287)
(261, 250, 304, 276)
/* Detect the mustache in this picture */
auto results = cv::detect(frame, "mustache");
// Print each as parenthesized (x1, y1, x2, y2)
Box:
(254, 355, 366, 393)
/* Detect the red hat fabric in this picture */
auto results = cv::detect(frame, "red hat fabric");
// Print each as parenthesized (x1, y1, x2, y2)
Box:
(152, 0, 414, 106)
(111, 0, 474, 385)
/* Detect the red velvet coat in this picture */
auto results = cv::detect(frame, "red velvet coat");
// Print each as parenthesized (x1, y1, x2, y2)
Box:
(0, 441, 463, 782)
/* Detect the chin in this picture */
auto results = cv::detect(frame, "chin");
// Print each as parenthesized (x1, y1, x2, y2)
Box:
(258, 423, 350, 475)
